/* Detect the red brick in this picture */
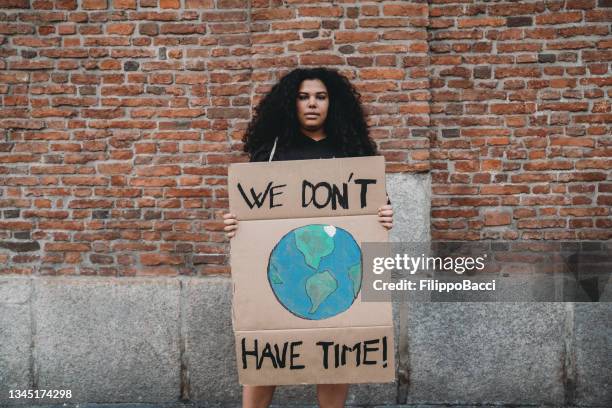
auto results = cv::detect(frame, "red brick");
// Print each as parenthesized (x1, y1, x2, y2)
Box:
(585, 9, 612, 22)
(288, 39, 333, 52)
(299, 54, 344, 66)
(160, 23, 206, 35)
(107, 23, 134, 35)
(0, 0, 30, 7)
(82, 0, 107, 10)
(39, 221, 84, 230)
(186, 0, 214, 8)
(480, 185, 529, 195)
(383, 3, 428, 16)
(488, 2, 543, 16)
(62, 176, 108, 186)
(46, 243, 91, 252)
(135, 165, 181, 177)
(576, 159, 612, 169)
(160, 0, 179, 8)
(517, 219, 567, 229)
(484, 211, 512, 226)
(523, 161, 573, 171)
(535, 11, 582, 25)
(360, 68, 405, 80)
(252, 9, 294, 20)
(458, 18, 505, 28)
(431, 209, 479, 218)
(140, 253, 183, 266)
(113, 0, 136, 9)
(597, 195, 612, 206)
(298, 6, 343, 17)
(335, 31, 378, 44)
(68, 199, 113, 209)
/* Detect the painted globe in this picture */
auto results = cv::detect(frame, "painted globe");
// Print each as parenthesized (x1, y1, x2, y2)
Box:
(267, 224, 362, 320)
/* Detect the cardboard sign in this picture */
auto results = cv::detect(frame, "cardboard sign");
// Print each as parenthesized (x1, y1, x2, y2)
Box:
(229, 156, 394, 385)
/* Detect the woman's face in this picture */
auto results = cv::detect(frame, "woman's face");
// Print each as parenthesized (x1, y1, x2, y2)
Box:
(296, 79, 329, 132)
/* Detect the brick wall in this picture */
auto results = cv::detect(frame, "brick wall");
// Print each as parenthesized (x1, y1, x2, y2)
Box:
(428, 0, 611, 240)
(0, 0, 610, 276)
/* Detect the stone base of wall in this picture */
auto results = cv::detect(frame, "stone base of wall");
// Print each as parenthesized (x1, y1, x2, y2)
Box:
(1, 275, 610, 407)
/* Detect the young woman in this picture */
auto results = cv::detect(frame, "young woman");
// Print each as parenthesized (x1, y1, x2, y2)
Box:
(223, 67, 393, 408)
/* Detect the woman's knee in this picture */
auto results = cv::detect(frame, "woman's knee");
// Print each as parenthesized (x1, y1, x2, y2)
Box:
(242, 385, 276, 408)
(316, 383, 349, 408)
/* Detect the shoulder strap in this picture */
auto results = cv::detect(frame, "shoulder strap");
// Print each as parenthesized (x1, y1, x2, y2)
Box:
(268, 137, 278, 162)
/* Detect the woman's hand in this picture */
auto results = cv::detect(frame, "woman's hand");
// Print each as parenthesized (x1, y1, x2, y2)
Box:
(223, 213, 238, 239)
(378, 204, 393, 230)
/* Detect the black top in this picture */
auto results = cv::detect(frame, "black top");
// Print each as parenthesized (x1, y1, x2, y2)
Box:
(250, 133, 344, 162)
(249, 134, 390, 205)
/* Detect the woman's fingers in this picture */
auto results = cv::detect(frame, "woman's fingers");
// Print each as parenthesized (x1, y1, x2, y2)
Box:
(379, 216, 393, 230)
(378, 205, 393, 216)
(222, 213, 238, 239)
(378, 204, 393, 231)
(378, 205, 393, 231)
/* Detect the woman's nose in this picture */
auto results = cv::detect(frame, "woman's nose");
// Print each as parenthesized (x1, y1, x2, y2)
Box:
(308, 97, 317, 107)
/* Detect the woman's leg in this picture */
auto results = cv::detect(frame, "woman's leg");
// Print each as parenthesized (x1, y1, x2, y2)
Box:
(242, 385, 276, 408)
(316, 383, 349, 408)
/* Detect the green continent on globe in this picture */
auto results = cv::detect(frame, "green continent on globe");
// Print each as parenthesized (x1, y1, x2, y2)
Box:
(269, 262, 283, 285)
(348, 263, 361, 298)
(294, 225, 335, 270)
(305, 270, 338, 314)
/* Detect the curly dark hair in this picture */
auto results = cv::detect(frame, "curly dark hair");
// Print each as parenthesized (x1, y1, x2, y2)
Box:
(243, 67, 377, 159)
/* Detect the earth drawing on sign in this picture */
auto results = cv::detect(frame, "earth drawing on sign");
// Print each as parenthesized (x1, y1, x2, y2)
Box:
(267, 224, 362, 320)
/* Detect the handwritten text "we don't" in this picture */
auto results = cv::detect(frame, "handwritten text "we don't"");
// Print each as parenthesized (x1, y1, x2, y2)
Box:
(237, 173, 377, 211)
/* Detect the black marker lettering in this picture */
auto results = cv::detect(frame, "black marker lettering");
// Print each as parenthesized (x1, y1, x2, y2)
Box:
(341, 343, 361, 367)
(331, 183, 348, 209)
(382, 336, 388, 368)
(316, 341, 334, 369)
(241, 338, 259, 369)
(313, 182, 332, 209)
(274, 343, 288, 368)
(237, 182, 285, 209)
(290, 341, 305, 370)
(334, 343, 340, 368)
(258, 342, 278, 369)
(302, 180, 314, 208)
(363, 339, 380, 365)
(269, 184, 286, 208)
(354, 178, 377, 208)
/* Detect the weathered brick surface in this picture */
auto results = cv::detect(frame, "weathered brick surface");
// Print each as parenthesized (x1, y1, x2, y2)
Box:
(0, 1, 610, 275)
(429, 0, 611, 241)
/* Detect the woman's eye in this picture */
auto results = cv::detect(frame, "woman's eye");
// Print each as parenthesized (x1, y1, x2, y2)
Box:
(298, 95, 308, 100)
(317, 95, 327, 100)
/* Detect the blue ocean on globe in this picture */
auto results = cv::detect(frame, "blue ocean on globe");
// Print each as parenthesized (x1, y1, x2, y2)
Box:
(267, 224, 362, 320)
